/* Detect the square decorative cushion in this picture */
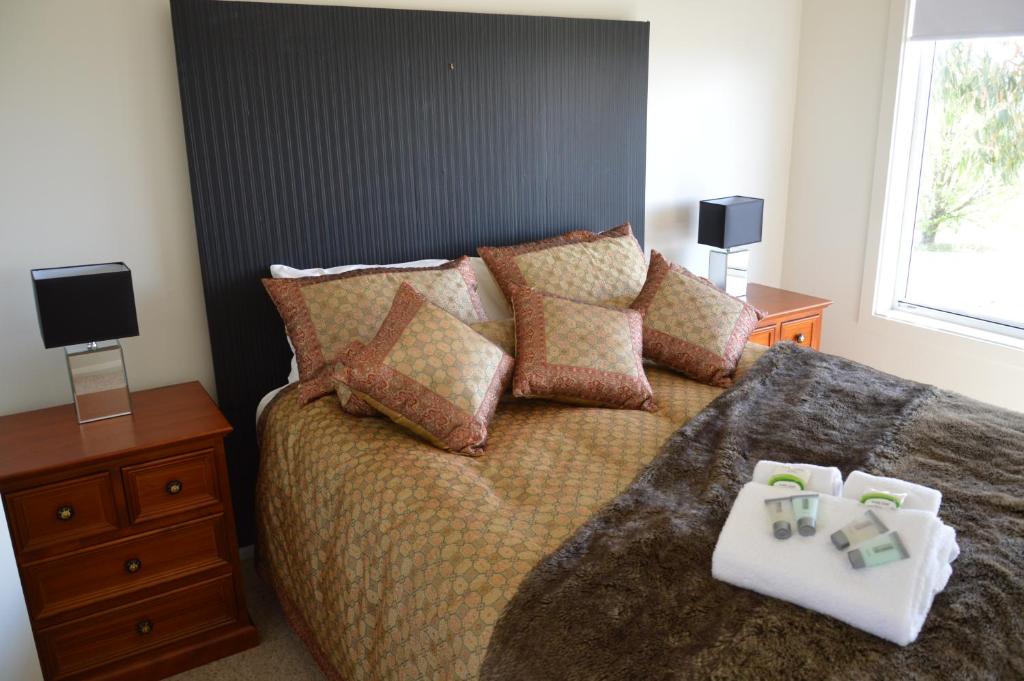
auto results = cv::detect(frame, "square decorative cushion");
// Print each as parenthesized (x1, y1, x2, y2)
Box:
(477, 223, 647, 307)
(468, 318, 515, 357)
(263, 257, 486, 408)
(630, 250, 764, 387)
(510, 285, 655, 411)
(336, 283, 514, 455)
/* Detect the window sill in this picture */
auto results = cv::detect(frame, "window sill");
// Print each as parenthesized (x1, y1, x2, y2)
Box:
(874, 306, 1024, 351)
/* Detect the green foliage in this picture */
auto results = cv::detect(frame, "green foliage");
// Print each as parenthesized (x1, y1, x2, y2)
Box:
(916, 40, 1024, 245)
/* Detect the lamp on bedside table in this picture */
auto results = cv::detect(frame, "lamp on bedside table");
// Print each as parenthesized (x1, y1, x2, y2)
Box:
(31, 262, 139, 424)
(698, 196, 764, 298)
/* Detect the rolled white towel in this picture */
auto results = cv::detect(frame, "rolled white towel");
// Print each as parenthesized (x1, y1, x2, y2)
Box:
(712, 482, 958, 646)
(843, 470, 942, 515)
(752, 460, 843, 496)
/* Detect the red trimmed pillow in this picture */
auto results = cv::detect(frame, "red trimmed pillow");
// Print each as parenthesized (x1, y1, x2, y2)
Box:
(510, 285, 655, 411)
(630, 251, 763, 387)
(336, 283, 514, 455)
(477, 223, 647, 307)
(262, 257, 485, 408)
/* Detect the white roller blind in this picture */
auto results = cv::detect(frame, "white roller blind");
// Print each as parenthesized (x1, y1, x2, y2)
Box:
(911, 0, 1024, 40)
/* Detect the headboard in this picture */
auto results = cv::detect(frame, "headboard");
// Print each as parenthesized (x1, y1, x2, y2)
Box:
(170, 0, 649, 543)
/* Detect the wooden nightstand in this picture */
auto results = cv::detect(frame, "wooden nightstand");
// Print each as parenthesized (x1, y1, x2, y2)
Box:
(0, 382, 257, 681)
(745, 284, 833, 350)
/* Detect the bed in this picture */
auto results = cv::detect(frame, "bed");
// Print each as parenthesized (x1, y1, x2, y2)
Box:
(255, 348, 766, 680)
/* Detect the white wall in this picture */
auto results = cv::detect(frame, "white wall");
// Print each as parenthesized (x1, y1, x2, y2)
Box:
(0, 0, 802, 418)
(783, 0, 1024, 412)
(0, 512, 42, 681)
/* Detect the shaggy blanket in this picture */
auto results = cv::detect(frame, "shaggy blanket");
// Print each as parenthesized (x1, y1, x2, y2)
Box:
(481, 343, 1024, 680)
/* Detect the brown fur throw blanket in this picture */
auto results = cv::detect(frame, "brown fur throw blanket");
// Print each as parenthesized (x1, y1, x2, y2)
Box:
(481, 343, 1024, 680)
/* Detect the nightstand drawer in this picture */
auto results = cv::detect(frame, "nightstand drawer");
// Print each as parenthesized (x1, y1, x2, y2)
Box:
(6, 473, 120, 555)
(780, 316, 818, 348)
(23, 515, 230, 622)
(122, 448, 220, 524)
(36, 574, 238, 680)
(749, 326, 775, 347)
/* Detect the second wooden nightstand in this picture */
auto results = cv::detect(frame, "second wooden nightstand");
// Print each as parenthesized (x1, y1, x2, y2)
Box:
(745, 284, 833, 350)
(0, 382, 257, 681)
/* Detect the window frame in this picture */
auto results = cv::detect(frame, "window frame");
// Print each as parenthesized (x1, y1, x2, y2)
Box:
(866, 1, 1024, 348)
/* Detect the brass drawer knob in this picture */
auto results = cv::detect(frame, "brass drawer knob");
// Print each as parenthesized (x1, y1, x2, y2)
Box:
(56, 505, 74, 522)
(795, 333, 806, 343)
(166, 480, 183, 495)
(136, 619, 153, 635)
(125, 558, 142, 574)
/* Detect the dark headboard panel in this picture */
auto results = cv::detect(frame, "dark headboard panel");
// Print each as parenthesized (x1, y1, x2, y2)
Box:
(170, 0, 649, 543)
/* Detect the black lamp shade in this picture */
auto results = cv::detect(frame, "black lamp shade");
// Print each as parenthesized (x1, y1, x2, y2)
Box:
(697, 196, 764, 249)
(31, 263, 139, 348)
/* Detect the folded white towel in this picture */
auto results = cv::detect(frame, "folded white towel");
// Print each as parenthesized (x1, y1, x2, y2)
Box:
(712, 482, 958, 646)
(752, 460, 843, 496)
(843, 470, 942, 516)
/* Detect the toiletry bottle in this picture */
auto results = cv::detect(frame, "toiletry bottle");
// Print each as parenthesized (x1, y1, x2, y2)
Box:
(831, 510, 888, 550)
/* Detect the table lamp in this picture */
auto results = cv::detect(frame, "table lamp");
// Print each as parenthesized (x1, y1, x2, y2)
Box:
(697, 196, 764, 298)
(31, 263, 139, 423)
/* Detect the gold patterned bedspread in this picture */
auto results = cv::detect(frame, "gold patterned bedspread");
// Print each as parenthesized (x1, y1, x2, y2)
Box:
(256, 344, 767, 681)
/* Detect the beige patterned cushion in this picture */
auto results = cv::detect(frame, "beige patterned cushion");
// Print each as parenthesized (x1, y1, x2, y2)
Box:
(469, 318, 515, 356)
(477, 224, 647, 307)
(336, 283, 514, 455)
(263, 257, 485, 407)
(510, 285, 655, 410)
(631, 251, 764, 387)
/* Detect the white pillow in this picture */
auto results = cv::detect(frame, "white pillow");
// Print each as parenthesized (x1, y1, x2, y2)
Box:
(269, 258, 448, 279)
(269, 257, 510, 384)
(469, 257, 511, 321)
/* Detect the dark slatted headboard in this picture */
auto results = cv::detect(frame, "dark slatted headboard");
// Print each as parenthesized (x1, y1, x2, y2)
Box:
(170, 0, 649, 543)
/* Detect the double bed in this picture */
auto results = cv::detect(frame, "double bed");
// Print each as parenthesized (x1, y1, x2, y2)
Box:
(255, 348, 766, 680)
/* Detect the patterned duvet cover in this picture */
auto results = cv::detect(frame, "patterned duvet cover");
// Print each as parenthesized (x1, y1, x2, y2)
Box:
(256, 345, 767, 680)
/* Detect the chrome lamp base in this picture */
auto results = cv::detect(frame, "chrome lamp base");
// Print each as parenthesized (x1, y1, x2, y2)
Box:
(708, 248, 750, 298)
(65, 340, 132, 424)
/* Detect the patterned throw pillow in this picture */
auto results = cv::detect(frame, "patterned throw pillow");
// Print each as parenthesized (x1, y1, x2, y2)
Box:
(469, 318, 515, 356)
(510, 285, 655, 411)
(336, 283, 514, 455)
(263, 257, 486, 407)
(630, 251, 764, 387)
(477, 223, 647, 307)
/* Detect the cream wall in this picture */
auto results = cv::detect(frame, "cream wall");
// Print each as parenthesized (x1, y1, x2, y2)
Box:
(0, 0, 801, 418)
(782, 0, 1024, 412)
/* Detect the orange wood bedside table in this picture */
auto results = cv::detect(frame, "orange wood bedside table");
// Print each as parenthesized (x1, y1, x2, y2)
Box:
(745, 284, 833, 350)
(0, 382, 257, 680)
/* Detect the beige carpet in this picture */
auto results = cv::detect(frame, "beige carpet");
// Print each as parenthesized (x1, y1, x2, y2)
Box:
(170, 556, 325, 680)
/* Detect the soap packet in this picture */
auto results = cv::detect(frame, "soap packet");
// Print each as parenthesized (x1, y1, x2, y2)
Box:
(766, 466, 811, 491)
(859, 488, 908, 510)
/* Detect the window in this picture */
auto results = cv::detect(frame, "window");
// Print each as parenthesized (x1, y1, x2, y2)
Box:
(876, 1, 1024, 342)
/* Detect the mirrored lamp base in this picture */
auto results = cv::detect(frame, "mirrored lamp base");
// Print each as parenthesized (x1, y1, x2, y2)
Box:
(708, 248, 750, 299)
(65, 340, 132, 424)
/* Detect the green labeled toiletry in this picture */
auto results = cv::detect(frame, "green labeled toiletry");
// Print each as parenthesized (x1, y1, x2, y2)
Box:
(859, 488, 907, 510)
(831, 510, 888, 550)
(790, 493, 820, 536)
(766, 466, 810, 490)
(848, 531, 910, 569)
(764, 497, 793, 539)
